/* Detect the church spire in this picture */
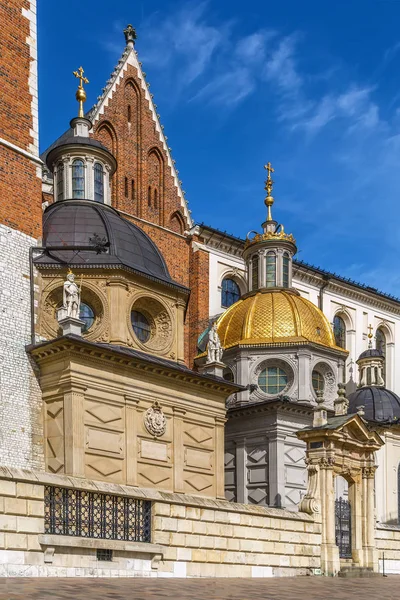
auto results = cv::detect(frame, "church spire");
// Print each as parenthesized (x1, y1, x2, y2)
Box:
(73, 66, 89, 118)
(264, 162, 275, 223)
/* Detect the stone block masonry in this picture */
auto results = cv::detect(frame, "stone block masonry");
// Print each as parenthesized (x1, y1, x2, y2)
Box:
(0, 225, 44, 471)
(376, 525, 400, 574)
(0, 469, 322, 578)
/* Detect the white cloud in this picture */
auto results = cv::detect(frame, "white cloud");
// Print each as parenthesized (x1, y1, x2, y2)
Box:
(263, 34, 302, 95)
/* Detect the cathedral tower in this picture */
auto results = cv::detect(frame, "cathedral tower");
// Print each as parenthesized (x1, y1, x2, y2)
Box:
(0, 0, 44, 470)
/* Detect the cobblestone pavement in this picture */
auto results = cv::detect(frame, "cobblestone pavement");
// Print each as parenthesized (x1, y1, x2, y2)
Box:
(0, 577, 400, 600)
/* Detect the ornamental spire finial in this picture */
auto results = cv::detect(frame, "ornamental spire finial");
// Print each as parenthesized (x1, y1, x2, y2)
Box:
(72, 66, 89, 118)
(264, 162, 275, 222)
(124, 24, 137, 47)
(368, 324, 374, 349)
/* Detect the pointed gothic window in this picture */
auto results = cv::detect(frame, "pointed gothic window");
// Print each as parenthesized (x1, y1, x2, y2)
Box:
(266, 252, 276, 288)
(94, 163, 104, 203)
(72, 159, 85, 199)
(333, 315, 346, 349)
(282, 253, 290, 288)
(56, 162, 64, 201)
(252, 255, 259, 291)
(127, 104, 131, 123)
(222, 278, 240, 308)
(154, 188, 158, 209)
(148, 186, 152, 207)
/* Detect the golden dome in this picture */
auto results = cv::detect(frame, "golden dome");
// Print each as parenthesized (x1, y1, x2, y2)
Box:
(217, 289, 346, 351)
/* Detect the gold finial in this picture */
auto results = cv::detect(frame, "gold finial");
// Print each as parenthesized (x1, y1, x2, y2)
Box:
(368, 324, 374, 348)
(264, 162, 275, 221)
(73, 66, 89, 118)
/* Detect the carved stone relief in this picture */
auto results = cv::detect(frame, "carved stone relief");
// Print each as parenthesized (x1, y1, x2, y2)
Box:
(144, 401, 167, 437)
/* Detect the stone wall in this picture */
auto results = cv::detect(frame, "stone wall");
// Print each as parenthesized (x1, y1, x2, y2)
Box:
(0, 468, 321, 577)
(376, 525, 400, 574)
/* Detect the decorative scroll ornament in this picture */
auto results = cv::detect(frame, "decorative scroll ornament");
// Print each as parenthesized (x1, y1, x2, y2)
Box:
(144, 401, 166, 437)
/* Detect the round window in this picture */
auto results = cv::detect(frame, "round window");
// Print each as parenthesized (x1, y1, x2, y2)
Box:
(80, 302, 95, 332)
(258, 367, 288, 394)
(312, 370, 324, 394)
(131, 310, 151, 343)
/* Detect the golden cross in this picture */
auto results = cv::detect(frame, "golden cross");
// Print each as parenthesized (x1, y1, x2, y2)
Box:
(368, 324, 373, 338)
(73, 66, 89, 88)
(264, 162, 274, 179)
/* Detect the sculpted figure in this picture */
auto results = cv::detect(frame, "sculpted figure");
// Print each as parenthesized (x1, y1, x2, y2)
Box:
(207, 322, 223, 363)
(63, 272, 81, 319)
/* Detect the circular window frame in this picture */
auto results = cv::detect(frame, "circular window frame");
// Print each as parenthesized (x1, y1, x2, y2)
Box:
(252, 358, 294, 399)
(128, 294, 174, 353)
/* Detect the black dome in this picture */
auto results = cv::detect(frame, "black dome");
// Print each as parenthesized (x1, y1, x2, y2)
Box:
(35, 200, 183, 289)
(348, 386, 400, 423)
(358, 348, 383, 360)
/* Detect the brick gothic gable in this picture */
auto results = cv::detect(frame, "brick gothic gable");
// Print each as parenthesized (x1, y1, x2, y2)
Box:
(87, 37, 209, 366)
(87, 43, 192, 231)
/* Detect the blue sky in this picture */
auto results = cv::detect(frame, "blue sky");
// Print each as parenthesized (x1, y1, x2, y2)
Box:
(39, 1, 400, 296)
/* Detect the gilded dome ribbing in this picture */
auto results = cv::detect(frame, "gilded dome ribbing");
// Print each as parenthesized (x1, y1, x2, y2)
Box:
(217, 289, 346, 351)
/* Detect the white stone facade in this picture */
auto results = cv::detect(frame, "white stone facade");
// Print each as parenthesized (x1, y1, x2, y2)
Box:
(0, 225, 44, 470)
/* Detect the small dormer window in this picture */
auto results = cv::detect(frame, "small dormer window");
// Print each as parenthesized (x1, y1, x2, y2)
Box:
(94, 162, 104, 203)
(56, 162, 64, 201)
(72, 159, 85, 199)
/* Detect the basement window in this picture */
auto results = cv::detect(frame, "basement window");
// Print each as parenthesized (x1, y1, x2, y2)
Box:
(97, 549, 113, 562)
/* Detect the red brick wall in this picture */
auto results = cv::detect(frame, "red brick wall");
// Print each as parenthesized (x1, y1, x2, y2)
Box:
(0, 0, 42, 238)
(90, 60, 208, 364)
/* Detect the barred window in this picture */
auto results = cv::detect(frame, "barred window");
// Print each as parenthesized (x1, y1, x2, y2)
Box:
(56, 162, 64, 201)
(266, 252, 276, 288)
(94, 163, 104, 203)
(252, 255, 259, 291)
(44, 486, 151, 542)
(258, 367, 288, 395)
(221, 278, 240, 308)
(282, 253, 290, 288)
(72, 159, 85, 199)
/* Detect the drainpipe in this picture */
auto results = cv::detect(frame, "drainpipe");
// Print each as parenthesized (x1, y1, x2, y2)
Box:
(318, 276, 330, 312)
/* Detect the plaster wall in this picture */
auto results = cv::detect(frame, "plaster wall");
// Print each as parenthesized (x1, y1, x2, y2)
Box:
(375, 432, 400, 524)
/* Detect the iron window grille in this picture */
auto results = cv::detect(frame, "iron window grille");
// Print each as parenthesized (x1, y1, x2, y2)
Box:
(44, 486, 151, 543)
(97, 549, 113, 561)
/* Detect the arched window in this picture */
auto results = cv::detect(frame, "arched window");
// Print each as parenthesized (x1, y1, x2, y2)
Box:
(265, 252, 276, 288)
(124, 177, 128, 197)
(312, 370, 324, 394)
(282, 253, 290, 288)
(252, 255, 259, 291)
(333, 315, 346, 349)
(127, 104, 131, 123)
(148, 186, 152, 207)
(56, 162, 64, 201)
(154, 188, 158, 209)
(94, 163, 104, 203)
(376, 327, 386, 382)
(258, 366, 288, 395)
(221, 278, 240, 308)
(223, 367, 234, 383)
(131, 179, 135, 201)
(72, 159, 85, 199)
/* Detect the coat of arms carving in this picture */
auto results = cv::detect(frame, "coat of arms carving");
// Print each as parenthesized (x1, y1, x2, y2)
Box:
(144, 401, 166, 437)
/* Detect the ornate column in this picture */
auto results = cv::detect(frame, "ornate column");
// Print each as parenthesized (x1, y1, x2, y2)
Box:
(63, 382, 87, 477)
(319, 456, 340, 575)
(297, 350, 312, 401)
(362, 466, 378, 570)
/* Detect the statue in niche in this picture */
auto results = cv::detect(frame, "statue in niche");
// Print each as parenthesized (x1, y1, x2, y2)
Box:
(207, 322, 224, 363)
(63, 271, 81, 319)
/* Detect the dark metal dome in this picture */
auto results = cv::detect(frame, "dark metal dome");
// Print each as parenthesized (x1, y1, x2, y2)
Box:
(358, 348, 383, 360)
(35, 200, 184, 289)
(348, 386, 400, 423)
